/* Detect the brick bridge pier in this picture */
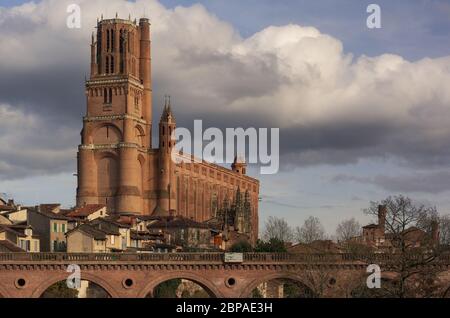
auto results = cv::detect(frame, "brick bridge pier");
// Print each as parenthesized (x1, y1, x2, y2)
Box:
(0, 253, 449, 298)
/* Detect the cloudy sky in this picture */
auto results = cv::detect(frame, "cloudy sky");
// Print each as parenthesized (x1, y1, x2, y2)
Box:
(1, 0, 450, 236)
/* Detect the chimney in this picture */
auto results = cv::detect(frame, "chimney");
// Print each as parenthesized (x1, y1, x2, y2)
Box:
(431, 220, 440, 245)
(378, 205, 387, 231)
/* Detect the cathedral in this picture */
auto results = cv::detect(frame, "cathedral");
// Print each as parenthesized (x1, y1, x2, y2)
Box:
(76, 17, 260, 242)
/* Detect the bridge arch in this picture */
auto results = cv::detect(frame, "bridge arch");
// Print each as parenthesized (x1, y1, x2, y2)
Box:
(138, 272, 223, 298)
(240, 272, 315, 298)
(31, 272, 119, 298)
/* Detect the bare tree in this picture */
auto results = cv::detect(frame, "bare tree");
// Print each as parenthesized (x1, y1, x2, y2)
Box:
(364, 195, 442, 298)
(295, 216, 326, 244)
(440, 215, 450, 246)
(262, 216, 294, 242)
(335, 218, 361, 242)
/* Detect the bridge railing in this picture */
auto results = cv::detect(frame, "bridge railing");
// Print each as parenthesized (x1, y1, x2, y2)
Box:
(0, 252, 449, 264)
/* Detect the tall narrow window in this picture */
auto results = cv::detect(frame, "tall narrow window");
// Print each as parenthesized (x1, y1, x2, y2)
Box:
(104, 88, 107, 104)
(97, 31, 102, 74)
(106, 29, 110, 52)
(129, 32, 133, 54)
(110, 56, 114, 74)
(105, 56, 109, 74)
(109, 88, 113, 104)
(119, 30, 124, 53)
(119, 29, 124, 74)
(111, 29, 115, 51)
(128, 31, 130, 52)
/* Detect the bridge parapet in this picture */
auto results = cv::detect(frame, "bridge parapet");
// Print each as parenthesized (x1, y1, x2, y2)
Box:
(0, 252, 449, 265)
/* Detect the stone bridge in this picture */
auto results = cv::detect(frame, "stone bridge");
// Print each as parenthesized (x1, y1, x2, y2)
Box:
(0, 253, 450, 298)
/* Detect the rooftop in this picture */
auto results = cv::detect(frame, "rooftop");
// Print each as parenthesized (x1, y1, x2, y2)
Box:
(0, 240, 24, 252)
(148, 216, 211, 230)
(67, 204, 106, 218)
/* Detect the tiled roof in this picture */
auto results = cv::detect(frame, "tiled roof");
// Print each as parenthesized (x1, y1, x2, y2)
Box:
(362, 223, 379, 229)
(147, 216, 210, 230)
(30, 208, 74, 221)
(101, 216, 131, 228)
(0, 224, 26, 237)
(0, 240, 24, 252)
(67, 224, 107, 240)
(58, 209, 73, 216)
(130, 230, 163, 240)
(39, 203, 61, 213)
(0, 205, 15, 212)
(67, 204, 106, 217)
(136, 215, 161, 221)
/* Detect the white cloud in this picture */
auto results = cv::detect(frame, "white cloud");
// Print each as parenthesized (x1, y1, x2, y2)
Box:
(1, 0, 450, 180)
(0, 104, 76, 179)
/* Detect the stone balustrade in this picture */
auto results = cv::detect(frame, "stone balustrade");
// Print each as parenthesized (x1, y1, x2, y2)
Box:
(0, 252, 448, 264)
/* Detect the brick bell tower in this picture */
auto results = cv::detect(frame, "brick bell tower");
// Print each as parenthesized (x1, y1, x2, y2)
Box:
(76, 16, 152, 214)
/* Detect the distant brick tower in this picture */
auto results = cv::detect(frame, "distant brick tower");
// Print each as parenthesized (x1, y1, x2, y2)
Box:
(77, 16, 152, 214)
(156, 98, 177, 214)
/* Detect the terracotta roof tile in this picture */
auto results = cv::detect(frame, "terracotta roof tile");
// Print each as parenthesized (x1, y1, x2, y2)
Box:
(67, 204, 106, 217)
(67, 224, 107, 240)
(0, 224, 26, 237)
(0, 240, 24, 252)
(147, 216, 210, 229)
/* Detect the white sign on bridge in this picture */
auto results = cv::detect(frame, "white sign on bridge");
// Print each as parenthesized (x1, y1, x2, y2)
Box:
(224, 253, 244, 263)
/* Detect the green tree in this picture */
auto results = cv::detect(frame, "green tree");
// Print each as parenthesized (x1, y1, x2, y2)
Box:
(230, 240, 253, 252)
(153, 279, 181, 298)
(41, 281, 79, 298)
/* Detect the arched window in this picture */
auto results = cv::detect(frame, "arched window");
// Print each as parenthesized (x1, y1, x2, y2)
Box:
(103, 88, 107, 104)
(108, 88, 113, 104)
(162, 126, 165, 136)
